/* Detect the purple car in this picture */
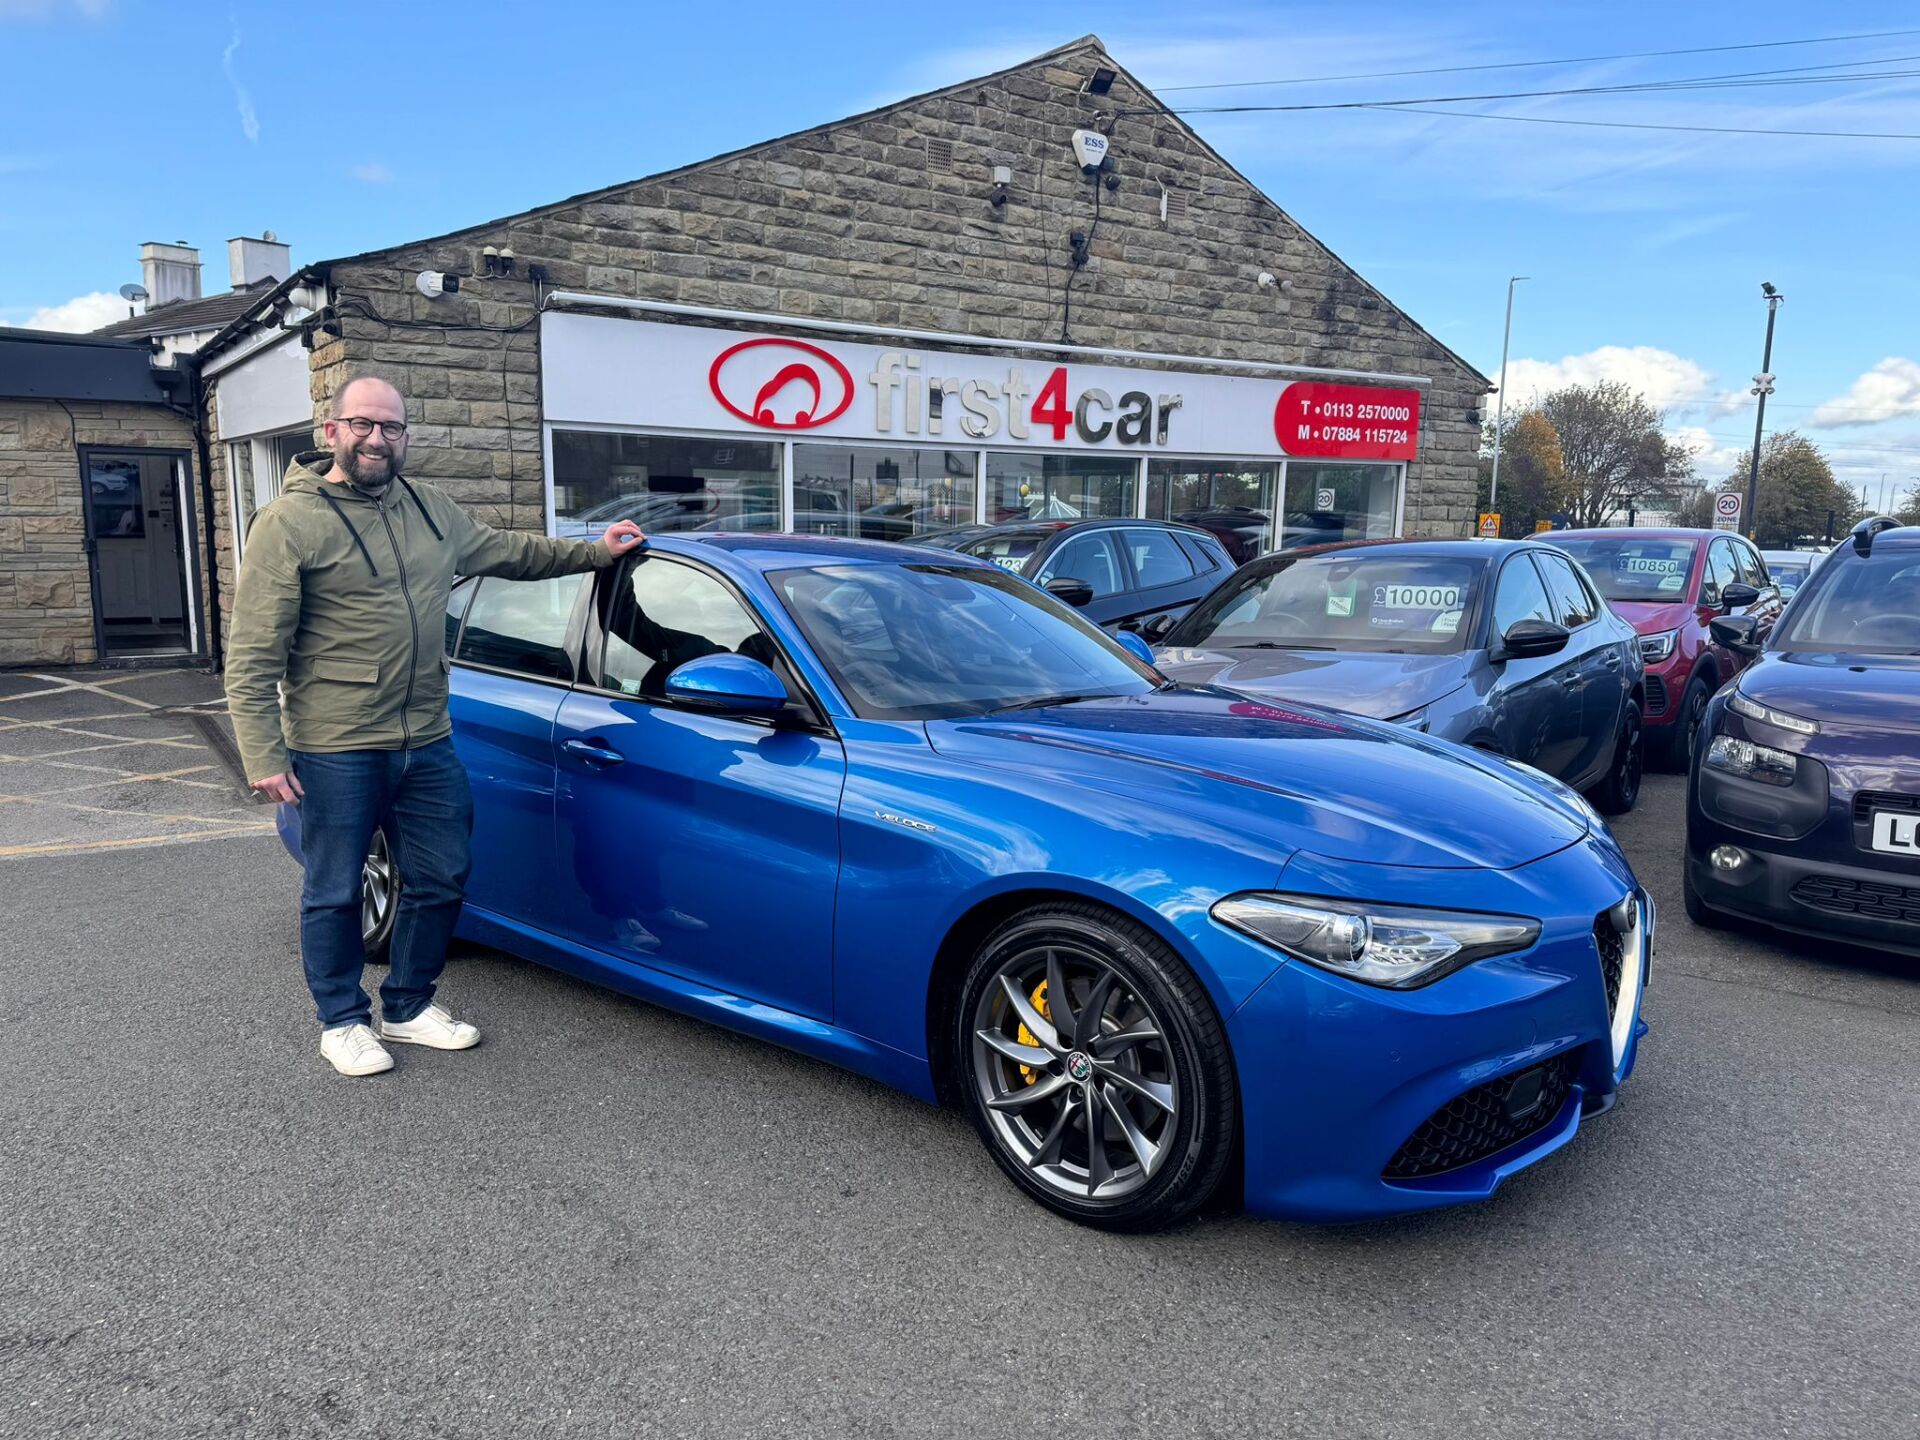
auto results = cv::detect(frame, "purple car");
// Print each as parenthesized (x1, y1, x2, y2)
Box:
(1685, 517, 1920, 955)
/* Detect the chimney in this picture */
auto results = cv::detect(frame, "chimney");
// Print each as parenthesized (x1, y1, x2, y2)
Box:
(228, 231, 291, 290)
(140, 241, 202, 306)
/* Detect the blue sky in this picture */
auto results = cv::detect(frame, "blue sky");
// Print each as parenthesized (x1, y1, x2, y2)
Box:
(5, 0, 1919, 505)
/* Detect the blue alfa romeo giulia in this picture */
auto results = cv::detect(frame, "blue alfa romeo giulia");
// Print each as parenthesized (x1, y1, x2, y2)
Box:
(281, 533, 1652, 1230)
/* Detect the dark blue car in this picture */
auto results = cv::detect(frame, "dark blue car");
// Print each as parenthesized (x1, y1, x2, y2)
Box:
(1152, 538, 1647, 814)
(921, 518, 1235, 633)
(282, 533, 1650, 1229)
(1686, 517, 1920, 955)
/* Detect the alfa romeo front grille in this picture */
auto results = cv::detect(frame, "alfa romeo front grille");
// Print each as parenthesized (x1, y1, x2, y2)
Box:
(1592, 913, 1626, 1016)
(1792, 874, 1920, 926)
(1383, 1055, 1576, 1181)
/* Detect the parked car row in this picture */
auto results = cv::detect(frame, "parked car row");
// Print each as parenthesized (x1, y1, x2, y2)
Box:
(290, 512, 1911, 1234)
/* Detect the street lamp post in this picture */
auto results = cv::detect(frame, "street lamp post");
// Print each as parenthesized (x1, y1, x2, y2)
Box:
(1488, 275, 1528, 521)
(1744, 282, 1783, 541)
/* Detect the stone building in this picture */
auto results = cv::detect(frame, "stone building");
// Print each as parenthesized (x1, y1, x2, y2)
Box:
(7, 35, 1488, 667)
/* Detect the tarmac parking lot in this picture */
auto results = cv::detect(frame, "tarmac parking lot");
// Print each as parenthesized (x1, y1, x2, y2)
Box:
(1, 668, 1915, 1439)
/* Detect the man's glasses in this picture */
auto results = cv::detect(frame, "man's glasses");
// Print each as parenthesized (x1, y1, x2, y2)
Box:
(338, 417, 408, 440)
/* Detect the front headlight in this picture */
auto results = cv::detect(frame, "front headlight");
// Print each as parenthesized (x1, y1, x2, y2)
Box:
(1212, 893, 1541, 988)
(1638, 628, 1678, 664)
(1704, 735, 1797, 787)
(1728, 690, 1818, 735)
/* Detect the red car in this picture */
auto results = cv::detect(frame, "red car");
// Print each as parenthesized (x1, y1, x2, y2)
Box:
(1547, 528, 1784, 767)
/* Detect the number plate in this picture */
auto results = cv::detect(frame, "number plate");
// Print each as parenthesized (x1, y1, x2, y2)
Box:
(1869, 811, 1920, 856)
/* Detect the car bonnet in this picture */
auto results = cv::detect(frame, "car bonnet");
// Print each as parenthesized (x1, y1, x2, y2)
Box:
(1151, 647, 1469, 721)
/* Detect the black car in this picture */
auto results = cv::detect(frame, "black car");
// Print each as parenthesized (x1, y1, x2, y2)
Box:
(1686, 516, 1920, 955)
(921, 518, 1236, 632)
(1152, 538, 1646, 813)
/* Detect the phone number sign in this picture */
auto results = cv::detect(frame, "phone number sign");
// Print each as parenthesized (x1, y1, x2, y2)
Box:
(1275, 382, 1421, 461)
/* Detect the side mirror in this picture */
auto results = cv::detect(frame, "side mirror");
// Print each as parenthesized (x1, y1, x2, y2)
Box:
(1494, 618, 1571, 662)
(1720, 582, 1761, 612)
(1044, 576, 1094, 608)
(663, 654, 789, 715)
(1709, 614, 1762, 655)
(1114, 630, 1156, 667)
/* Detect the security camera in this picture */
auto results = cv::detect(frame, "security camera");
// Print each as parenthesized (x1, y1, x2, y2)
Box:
(1761, 281, 1777, 297)
(1257, 272, 1276, 288)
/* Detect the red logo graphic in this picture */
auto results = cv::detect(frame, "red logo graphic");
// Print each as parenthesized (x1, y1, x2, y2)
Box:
(707, 337, 855, 431)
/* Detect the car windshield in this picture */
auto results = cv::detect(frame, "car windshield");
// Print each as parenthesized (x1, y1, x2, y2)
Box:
(772, 563, 1156, 720)
(1769, 560, 1812, 596)
(1770, 550, 1920, 654)
(1166, 551, 1485, 654)
(1550, 537, 1695, 602)
(957, 531, 1049, 574)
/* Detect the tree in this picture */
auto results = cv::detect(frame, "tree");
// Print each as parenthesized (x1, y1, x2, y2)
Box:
(1478, 411, 1572, 537)
(1687, 433, 1860, 545)
(1896, 481, 1920, 528)
(1537, 381, 1694, 528)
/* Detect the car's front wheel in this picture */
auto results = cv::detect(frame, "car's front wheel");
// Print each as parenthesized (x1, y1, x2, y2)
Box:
(954, 903, 1237, 1231)
(1666, 674, 1712, 771)
(362, 825, 399, 965)
(1587, 700, 1644, 816)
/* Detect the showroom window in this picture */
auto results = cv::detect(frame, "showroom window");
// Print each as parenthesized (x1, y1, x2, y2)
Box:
(550, 430, 780, 535)
(986, 452, 1134, 524)
(1281, 462, 1399, 549)
(790, 444, 977, 541)
(1147, 460, 1280, 564)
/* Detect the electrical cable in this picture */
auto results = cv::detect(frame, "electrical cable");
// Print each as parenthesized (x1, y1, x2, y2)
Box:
(1060, 174, 1104, 346)
(1155, 27, 1920, 91)
(1354, 105, 1920, 142)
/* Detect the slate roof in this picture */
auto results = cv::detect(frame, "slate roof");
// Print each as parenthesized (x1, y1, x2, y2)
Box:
(92, 283, 276, 341)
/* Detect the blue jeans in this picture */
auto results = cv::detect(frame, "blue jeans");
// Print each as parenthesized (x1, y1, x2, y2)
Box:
(287, 739, 473, 1029)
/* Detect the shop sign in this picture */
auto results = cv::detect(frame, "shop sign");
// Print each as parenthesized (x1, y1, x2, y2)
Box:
(1275, 382, 1421, 461)
(543, 313, 1425, 463)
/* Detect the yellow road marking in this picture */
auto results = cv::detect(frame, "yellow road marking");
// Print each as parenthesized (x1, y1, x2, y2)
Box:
(21, 673, 161, 709)
(0, 791, 258, 825)
(0, 735, 199, 762)
(0, 825, 275, 859)
(28, 765, 220, 797)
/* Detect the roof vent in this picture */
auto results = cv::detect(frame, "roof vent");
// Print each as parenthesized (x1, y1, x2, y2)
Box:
(924, 137, 954, 173)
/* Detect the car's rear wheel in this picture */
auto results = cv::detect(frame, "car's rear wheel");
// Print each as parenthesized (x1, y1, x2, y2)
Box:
(1666, 674, 1712, 771)
(1587, 701, 1644, 816)
(954, 903, 1237, 1231)
(362, 825, 398, 965)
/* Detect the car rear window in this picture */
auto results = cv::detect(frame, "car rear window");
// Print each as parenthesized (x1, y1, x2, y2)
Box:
(1551, 537, 1695, 602)
(1166, 552, 1485, 654)
(959, 532, 1047, 574)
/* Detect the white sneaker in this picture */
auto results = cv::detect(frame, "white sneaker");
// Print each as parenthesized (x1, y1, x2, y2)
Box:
(380, 1003, 481, 1051)
(320, 1023, 394, 1077)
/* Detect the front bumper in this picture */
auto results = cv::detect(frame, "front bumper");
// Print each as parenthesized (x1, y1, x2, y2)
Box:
(1686, 826, 1920, 958)
(1225, 835, 1651, 1222)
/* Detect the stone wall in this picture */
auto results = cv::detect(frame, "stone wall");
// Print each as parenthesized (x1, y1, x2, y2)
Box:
(207, 39, 1487, 639)
(0, 399, 198, 666)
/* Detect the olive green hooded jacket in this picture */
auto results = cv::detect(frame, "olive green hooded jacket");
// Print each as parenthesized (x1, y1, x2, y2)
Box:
(224, 451, 615, 783)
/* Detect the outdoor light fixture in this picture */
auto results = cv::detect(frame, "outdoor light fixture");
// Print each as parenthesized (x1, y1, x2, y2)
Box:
(1086, 65, 1116, 95)
(990, 164, 1011, 208)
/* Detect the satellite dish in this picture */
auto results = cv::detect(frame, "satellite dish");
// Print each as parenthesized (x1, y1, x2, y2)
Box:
(119, 283, 149, 302)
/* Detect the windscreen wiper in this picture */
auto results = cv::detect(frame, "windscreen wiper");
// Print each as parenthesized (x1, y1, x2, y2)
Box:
(988, 692, 1100, 714)
(1234, 641, 1335, 651)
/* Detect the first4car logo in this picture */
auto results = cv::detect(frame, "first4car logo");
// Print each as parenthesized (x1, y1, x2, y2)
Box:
(708, 338, 856, 430)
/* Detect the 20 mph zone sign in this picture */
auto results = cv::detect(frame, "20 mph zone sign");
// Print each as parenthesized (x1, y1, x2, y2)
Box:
(1713, 492, 1743, 531)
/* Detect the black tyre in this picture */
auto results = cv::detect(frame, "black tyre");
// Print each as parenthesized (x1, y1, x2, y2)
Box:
(953, 902, 1238, 1231)
(1587, 701, 1644, 816)
(1665, 674, 1712, 771)
(1683, 863, 1725, 930)
(361, 824, 398, 965)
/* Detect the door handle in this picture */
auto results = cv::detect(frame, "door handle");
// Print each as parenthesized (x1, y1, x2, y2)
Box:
(563, 738, 626, 767)
(1603, 652, 1621, 668)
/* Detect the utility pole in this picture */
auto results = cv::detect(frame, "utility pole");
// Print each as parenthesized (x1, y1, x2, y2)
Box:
(1488, 275, 1528, 517)
(1745, 282, 1783, 541)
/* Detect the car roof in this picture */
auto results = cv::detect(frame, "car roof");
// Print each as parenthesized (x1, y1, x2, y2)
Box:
(956, 518, 1216, 541)
(656, 531, 997, 573)
(1552, 527, 1714, 542)
(1239, 536, 1528, 569)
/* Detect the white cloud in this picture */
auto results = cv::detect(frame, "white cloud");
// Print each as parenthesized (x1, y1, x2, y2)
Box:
(1496, 345, 1716, 413)
(351, 162, 394, 183)
(14, 290, 130, 332)
(222, 20, 258, 143)
(1809, 357, 1920, 428)
(1666, 425, 1748, 483)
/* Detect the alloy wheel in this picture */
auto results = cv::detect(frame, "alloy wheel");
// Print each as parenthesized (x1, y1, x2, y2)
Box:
(969, 941, 1180, 1203)
(361, 828, 397, 948)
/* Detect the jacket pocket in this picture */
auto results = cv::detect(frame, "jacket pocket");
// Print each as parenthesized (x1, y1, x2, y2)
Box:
(310, 657, 380, 685)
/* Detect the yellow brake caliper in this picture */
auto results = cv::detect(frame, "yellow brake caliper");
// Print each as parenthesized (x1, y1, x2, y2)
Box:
(1018, 979, 1050, 1085)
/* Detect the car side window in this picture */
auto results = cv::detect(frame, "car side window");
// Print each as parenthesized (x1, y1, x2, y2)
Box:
(1174, 533, 1222, 573)
(1492, 555, 1555, 635)
(603, 556, 781, 700)
(1734, 542, 1768, 592)
(1121, 528, 1196, 589)
(1036, 532, 1124, 598)
(1535, 551, 1598, 628)
(1700, 541, 1736, 607)
(455, 574, 587, 682)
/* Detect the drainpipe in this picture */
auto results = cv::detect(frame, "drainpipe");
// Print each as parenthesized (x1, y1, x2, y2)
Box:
(181, 362, 224, 673)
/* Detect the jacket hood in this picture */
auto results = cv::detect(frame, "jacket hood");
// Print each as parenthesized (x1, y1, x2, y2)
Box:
(1739, 651, 1920, 737)
(925, 686, 1587, 871)
(1151, 646, 1469, 721)
(282, 450, 395, 504)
